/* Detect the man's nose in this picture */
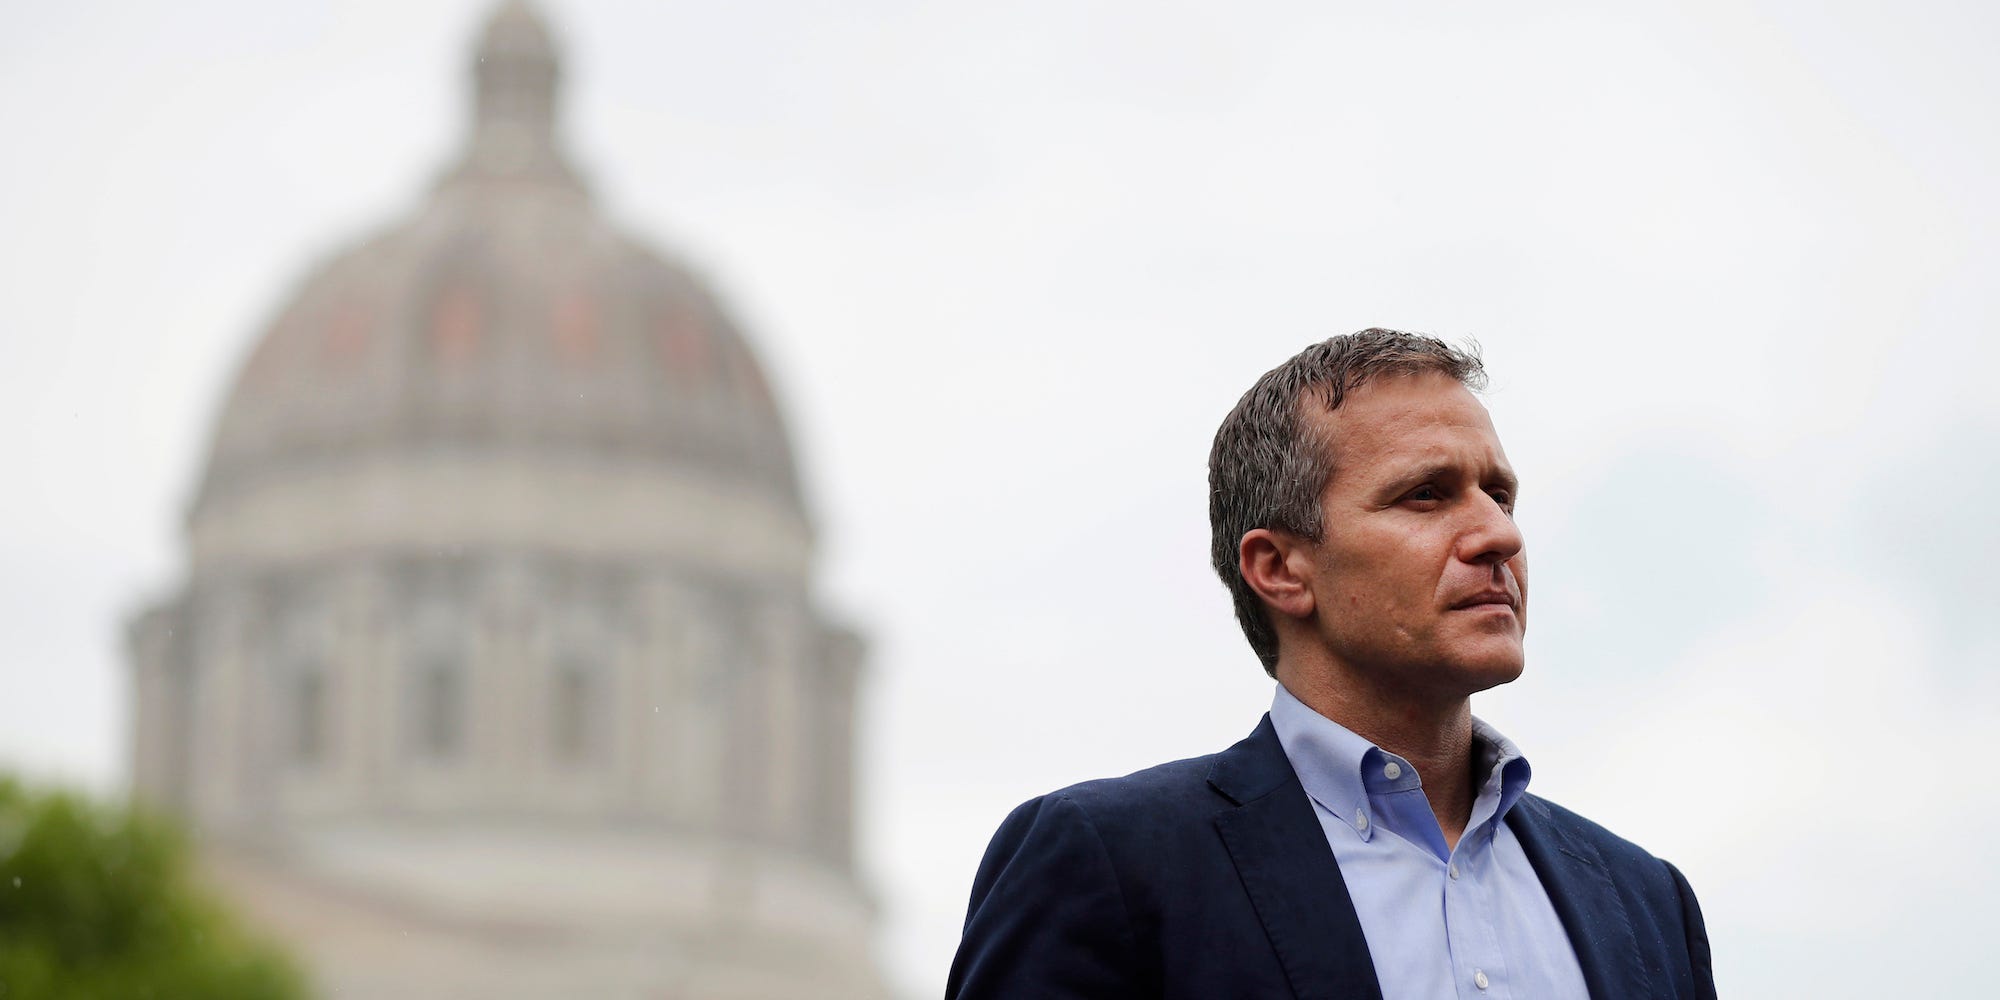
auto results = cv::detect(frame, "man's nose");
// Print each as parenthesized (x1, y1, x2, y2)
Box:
(1459, 494, 1524, 566)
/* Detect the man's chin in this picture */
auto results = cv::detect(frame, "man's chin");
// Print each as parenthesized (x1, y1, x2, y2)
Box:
(1447, 645, 1526, 694)
(1466, 662, 1525, 694)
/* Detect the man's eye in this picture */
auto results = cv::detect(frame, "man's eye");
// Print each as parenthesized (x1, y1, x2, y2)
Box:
(1407, 485, 1442, 503)
(1488, 490, 1515, 512)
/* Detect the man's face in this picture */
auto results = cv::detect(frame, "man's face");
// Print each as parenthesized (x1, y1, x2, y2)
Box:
(1298, 372, 1527, 702)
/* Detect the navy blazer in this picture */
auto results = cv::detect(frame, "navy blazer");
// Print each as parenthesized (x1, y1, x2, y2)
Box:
(947, 715, 1716, 999)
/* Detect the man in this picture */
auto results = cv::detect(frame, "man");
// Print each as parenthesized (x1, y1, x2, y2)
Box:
(946, 330, 1715, 999)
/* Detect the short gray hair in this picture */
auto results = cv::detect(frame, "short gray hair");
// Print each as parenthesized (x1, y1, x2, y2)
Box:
(1208, 329, 1487, 675)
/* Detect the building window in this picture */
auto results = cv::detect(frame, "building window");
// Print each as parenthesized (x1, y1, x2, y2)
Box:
(416, 658, 464, 760)
(293, 668, 327, 765)
(552, 659, 596, 764)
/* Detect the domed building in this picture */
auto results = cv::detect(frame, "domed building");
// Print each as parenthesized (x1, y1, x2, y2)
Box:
(125, 4, 886, 997)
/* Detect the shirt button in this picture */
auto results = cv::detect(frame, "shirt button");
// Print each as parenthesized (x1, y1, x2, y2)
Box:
(1474, 969, 1490, 990)
(1383, 762, 1402, 779)
(1449, 864, 1460, 880)
(1354, 812, 1369, 831)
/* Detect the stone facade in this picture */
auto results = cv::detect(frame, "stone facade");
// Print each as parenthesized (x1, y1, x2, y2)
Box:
(126, 4, 886, 997)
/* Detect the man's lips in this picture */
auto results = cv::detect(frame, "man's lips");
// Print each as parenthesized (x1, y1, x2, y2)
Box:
(1450, 591, 1518, 611)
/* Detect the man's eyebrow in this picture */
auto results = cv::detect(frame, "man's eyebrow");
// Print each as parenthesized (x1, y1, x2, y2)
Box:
(1373, 462, 1452, 495)
(1380, 462, 1520, 494)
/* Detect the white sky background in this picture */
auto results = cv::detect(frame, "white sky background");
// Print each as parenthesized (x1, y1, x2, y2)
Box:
(3, 0, 1997, 995)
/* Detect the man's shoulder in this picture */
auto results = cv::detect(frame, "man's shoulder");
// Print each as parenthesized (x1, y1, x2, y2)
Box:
(968, 745, 1247, 911)
(1018, 749, 1232, 832)
(951, 730, 1296, 998)
(1026, 714, 1292, 821)
(1516, 791, 1677, 877)
(1514, 791, 1715, 998)
(993, 716, 1296, 857)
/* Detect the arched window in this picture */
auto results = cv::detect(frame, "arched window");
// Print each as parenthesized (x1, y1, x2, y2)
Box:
(416, 657, 464, 760)
(551, 658, 596, 765)
(292, 667, 328, 765)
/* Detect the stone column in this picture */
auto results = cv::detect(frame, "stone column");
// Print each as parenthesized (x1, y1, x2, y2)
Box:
(483, 556, 536, 808)
(627, 569, 676, 816)
(240, 583, 289, 834)
(676, 580, 725, 831)
(127, 598, 190, 812)
(373, 562, 415, 810)
(335, 560, 384, 812)
(816, 623, 865, 868)
(720, 594, 768, 841)
(188, 581, 256, 834)
(759, 591, 806, 845)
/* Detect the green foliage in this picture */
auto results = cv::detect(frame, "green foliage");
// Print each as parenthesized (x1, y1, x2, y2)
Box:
(0, 778, 309, 1000)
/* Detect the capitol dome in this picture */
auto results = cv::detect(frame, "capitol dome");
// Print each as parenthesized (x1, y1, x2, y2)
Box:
(198, 0, 802, 533)
(128, 5, 884, 998)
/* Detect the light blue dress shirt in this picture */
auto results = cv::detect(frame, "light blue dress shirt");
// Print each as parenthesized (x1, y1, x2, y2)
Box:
(1270, 683, 1591, 1000)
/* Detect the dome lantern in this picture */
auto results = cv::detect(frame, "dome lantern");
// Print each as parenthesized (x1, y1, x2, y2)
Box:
(444, 0, 583, 193)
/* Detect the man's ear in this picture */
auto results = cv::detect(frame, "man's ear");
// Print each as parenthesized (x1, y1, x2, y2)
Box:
(1238, 528, 1316, 622)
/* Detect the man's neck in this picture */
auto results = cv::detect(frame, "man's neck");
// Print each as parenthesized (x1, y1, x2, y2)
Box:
(1277, 662, 1481, 851)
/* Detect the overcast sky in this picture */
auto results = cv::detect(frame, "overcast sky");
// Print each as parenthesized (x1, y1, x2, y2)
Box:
(4, 1, 1997, 996)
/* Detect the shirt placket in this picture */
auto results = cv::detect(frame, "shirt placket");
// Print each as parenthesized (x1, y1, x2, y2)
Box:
(1444, 821, 1519, 999)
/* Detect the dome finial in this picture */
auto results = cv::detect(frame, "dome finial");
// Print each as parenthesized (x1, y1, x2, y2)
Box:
(444, 1, 584, 192)
(475, 1, 558, 124)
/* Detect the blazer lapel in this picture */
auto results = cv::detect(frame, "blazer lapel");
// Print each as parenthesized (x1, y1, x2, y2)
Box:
(1508, 795, 1647, 999)
(1210, 716, 1384, 1000)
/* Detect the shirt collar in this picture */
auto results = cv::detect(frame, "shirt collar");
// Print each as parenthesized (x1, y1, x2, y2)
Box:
(1471, 715, 1534, 828)
(1270, 682, 1377, 830)
(1269, 682, 1535, 835)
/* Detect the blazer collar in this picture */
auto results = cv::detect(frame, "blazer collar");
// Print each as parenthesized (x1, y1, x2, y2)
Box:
(1208, 715, 1385, 1000)
(1507, 794, 1649, 998)
(1205, 713, 1298, 806)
